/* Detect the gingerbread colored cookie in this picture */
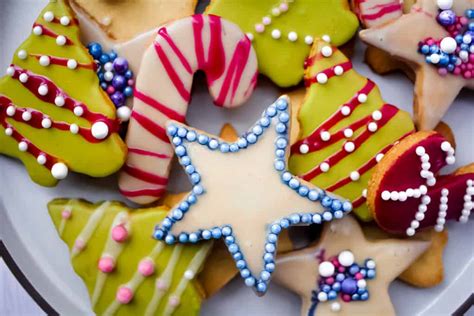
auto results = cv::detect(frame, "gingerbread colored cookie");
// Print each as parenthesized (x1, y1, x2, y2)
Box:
(153, 96, 352, 295)
(273, 216, 429, 316)
(48, 198, 211, 315)
(70, 0, 197, 42)
(206, 0, 359, 87)
(288, 38, 414, 221)
(360, 0, 474, 130)
(119, 14, 258, 204)
(367, 131, 474, 236)
(0, 0, 126, 186)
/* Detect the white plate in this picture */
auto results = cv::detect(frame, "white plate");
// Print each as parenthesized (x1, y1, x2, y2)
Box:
(0, 0, 473, 315)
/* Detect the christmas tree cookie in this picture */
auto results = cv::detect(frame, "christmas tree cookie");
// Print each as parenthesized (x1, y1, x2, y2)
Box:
(206, 0, 358, 87)
(289, 38, 415, 220)
(48, 198, 212, 316)
(0, 0, 126, 186)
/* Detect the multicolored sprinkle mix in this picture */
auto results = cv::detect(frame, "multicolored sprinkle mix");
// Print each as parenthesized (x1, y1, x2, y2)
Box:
(418, 2, 473, 79)
(311, 250, 376, 313)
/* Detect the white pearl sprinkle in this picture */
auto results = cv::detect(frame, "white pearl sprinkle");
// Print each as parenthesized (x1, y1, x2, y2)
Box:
(344, 141, 355, 153)
(60, 16, 70, 26)
(91, 121, 109, 140)
(321, 46, 333, 57)
(104, 71, 114, 82)
(406, 188, 414, 197)
(56, 35, 66, 46)
(420, 154, 429, 163)
(73, 106, 84, 116)
(341, 105, 351, 116)
(299, 144, 309, 154)
(255, 23, 265, 33)
(322, 34, 331, 43)
(246, 33, 254, 41)
(440, 37, 457, 54)
(338, 250, 354, 267)
(304, 35, 313, 45)
(4, 127, 13, 136)
(184, 270, 195, 280)
(406, 227, 415, 236)
(271, 29, 281, 39)
(357, 93, 368, 103)
(37, 154, 47, 165)
(43, 11, 54, 22)
(104, 62, 113, 72)
(271, 7, 281, 16)
(54, 96, 65, 107)
(372, 110, 382, 121)
(38, 84, 49, 96)
(6, 66, 15, 77)
(334, 65, 344, 76)
(350, 171, 360, 181)
(434, 224, 444, 232)
(21, 111, 32, 121)
(6, 106, 16, 116)
(33, 25, 43, 36)
(320, 131, 331, 141)
(69, 124, 79, 134)
(288, 31, 298, 42)
(362, 189, 367, 198)
(18, 141, 28, 152)
(67, 59, 78, 69)
(376, 153, 384, 162)
(411, 220, 420, 229)
(316, 73, 328, 84)
(116, 106, 132, 122)
(51, 162, 68, 180)
(39, 55, 50, 67)
(368, 122, 378, 132)
(262, 16, 271, 25)
(331, 302, 341, 312)
(437, 0, 453, 10)
(381, 191, 391, 201)
(440, 141, 451, 152)
(390, 191, 399, 201)
(19, 73, 29, 83)
(343, 128, 353, 138)
(318, 261, 335, 277)
(398, 191, 408, 201)
(318, 291, 328, 302)
(415, 212, 425, 221)
(41, 118, 52, 129)
(446, 156, 456, 165)
(17, 50, 28, 59)
(320, 162, 330, 172)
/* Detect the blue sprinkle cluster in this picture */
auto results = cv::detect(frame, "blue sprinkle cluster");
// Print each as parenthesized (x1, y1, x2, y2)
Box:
(153, 97, 352, 295)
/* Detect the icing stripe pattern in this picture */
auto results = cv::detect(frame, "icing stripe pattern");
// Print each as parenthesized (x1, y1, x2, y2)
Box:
(119, 14, 258, 204)
(353, 0, 403, 28)
(32, 22, 74, 45)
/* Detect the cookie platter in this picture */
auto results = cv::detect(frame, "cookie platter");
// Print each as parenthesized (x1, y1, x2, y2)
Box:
(0, 0, 473, 315)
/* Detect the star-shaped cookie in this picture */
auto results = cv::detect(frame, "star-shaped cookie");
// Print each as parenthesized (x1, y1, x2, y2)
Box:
(274, 216, 429, 316)
(360, 0, 474, 131)
(154, 96, 352, 295)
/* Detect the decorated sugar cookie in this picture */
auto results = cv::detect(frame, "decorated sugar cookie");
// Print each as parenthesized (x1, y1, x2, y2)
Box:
(48, 198, 211, 316)
(273, 216, 429, 316)
(0, 0, 126, 186)
(360, 0, 474, 130)
(288, 38, 414, 221)
(70, 0, 197, 42)
(119, 14, 258, 204)
(367, 131, 474, 236)
(206, 0, 359, 87)
(153, 96, 352, 295)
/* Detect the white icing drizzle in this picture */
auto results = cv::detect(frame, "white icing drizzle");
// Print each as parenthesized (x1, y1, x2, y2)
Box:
(71, 201, 111, 258)
(103, 242, 166, 315)
(91, 211, 131, 307)
(144, 245, 184, 316)
(163, 242, 213, 316)
(58, 199, 75, 236)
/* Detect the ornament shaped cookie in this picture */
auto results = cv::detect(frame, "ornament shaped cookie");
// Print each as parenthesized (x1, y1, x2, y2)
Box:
(288, 38, 414, 221)
(119, 14, 258, 204)
(70, 0, 197, 42)
(367, 131, 474, 236)
(360, 0, 474, 130)
(273, 216, 429, 316)
(0, 0, 126, 186)
(206, 0, 359, 87)
(153, 96, 352, 295)
(48, 198, 211, 316)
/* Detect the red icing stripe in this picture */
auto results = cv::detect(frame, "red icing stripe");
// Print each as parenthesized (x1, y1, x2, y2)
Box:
(304, 61, 353, 87)
(301, 104, 399, 181)
(122, 164, 168, 185)
(157, 27, 192, 75)
(30, 54, 95, 70)
(32, 23, 73, 45)
(352, 196, 366, 209)
(119, 187, 166, 198)
(292, 80, 377, 155)
(131, 111, 170, 143)
(49, 16, 79, 25)
(134, 89, 185, 122)
(361, 2, 402, 21)
(128, 147, 170, 159)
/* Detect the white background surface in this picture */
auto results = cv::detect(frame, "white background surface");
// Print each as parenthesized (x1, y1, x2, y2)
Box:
(0, 0, 473, 315)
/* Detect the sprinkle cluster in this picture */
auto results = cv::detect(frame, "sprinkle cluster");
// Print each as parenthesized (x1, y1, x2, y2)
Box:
(418, 1, 473, 79)
(87, 42, 133, 121)
(153, 97, 352, 294)
(313, 250, 376, 313)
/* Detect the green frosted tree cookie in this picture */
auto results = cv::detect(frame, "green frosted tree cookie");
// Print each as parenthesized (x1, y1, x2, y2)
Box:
(289, 38, 415, 220)
(206, 0, 358, 87)
(48, 198, 212, 316)
(0, 0, 126, 186)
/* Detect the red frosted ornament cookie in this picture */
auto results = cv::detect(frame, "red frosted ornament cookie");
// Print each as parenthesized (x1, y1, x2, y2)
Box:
(367, 131, 474, 236)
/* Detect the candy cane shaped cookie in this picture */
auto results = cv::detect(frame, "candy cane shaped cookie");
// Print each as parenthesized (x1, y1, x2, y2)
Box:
(367, 131, 474, 236)
(119, 14, 258, 204)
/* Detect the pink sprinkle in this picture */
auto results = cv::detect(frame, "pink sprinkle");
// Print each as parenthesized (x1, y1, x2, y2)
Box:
(156, 279, 168, 290)
(111, 225, 128, 243)
(326, 277, 335, 285)
(138, 258, 155, 277)
(98, 256, 115, 273)
(342, 294, 351, 302)
(467, 64, 473, 70)
(426, 39, 434, 45)
(438, 68, 448, 76)
(338, 266, 346, 273)
(355, 272, 363, 280)
(74, 239, 85, 251)
(464, 71, 472, 79)
(279, 2, 289, 11)
(460, 17, 468, 25)
(61, 209, 72, 219)
(107, 86, 115, 95)
(127, 79, 134, 86)
(116, 286, 133, 304)
(168, 295, 180, 307)
(454, 67, 462, 75)
(255, 23, 265, 33)
(469, 55, 474, 63)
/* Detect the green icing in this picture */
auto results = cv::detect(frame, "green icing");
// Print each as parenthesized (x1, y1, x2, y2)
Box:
(0, 0, 126, 186)
(206, 0, 358, 87)
(289, 41, 414, 220)
(48, 199, 207, 316)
